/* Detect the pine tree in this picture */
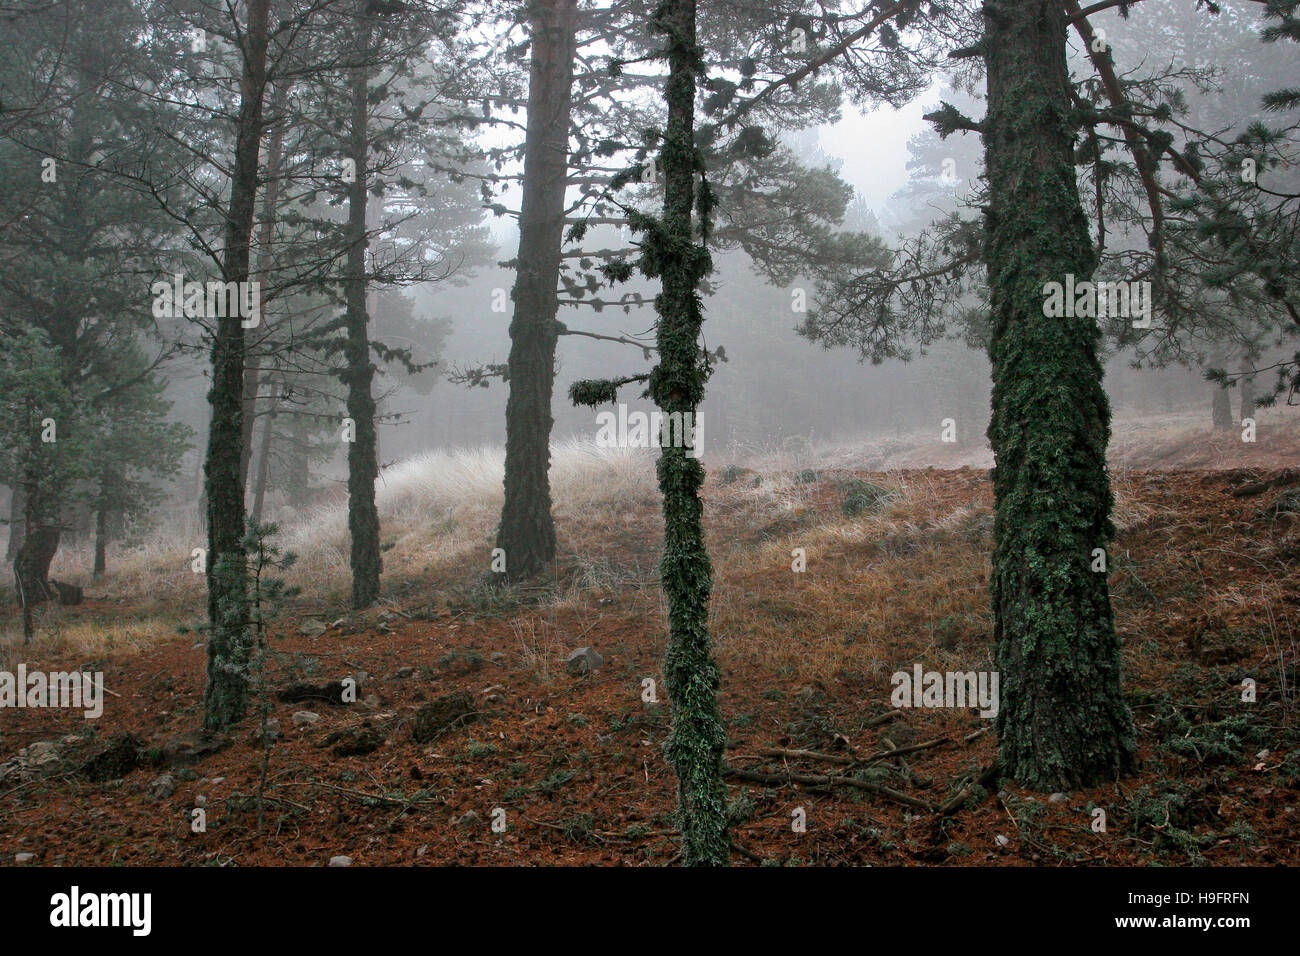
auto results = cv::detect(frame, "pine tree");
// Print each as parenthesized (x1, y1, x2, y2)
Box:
(494, 0, 578, 581)
(981, 0, 1136, 789)
(0, 331, 86, 641)
(341, 1, 384, 608)
(202, 0, 273, 731)
(651, 0, 728, 865)
(569, 0, 729, 865)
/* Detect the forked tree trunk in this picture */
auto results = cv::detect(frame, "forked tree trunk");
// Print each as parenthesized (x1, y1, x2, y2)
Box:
(202, 0, 272, 731)
(982, 0, 1136, 790)
(494, 0, 578, 581)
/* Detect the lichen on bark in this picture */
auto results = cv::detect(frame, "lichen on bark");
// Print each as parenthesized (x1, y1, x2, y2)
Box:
(981, 0, 1137, 790)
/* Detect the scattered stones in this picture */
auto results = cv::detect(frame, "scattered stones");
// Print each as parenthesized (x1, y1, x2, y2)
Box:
(80, 732, 142, 782)
(155, 731, 230, 767)
(293, 710, 320, 728)
(278, 681, 350, 706)
(299, 619, 328, 638)
(1048, 792, 1070, 806)
(328, 855, 352, 867)
(565, 646, 604, 676)
(456, 810, 481, 829)
(320, 724, 385, 758)
(147, 773, 176, 801)
(412, 691, 476, 743)
(14, 853, 34, 864)
(994, 834, 1011, 848)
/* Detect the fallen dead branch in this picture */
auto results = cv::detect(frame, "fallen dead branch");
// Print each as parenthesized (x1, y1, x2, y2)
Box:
(723, 765, 937, 812)
(759, 735, 950, 768)
(938, 762, 1000, 817)
(1231, 469, 1299, 498)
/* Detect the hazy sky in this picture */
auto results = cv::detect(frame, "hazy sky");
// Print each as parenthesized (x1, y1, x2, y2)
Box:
(817, 92, 933, 217)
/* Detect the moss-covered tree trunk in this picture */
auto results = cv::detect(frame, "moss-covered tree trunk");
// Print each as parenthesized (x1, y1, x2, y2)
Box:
(494, 0, 577, 581)
(652, 0, 728, 866)
(202, 0, 271, 731)
(983, 0, 1136, 790)
(343, 11, 382, 609)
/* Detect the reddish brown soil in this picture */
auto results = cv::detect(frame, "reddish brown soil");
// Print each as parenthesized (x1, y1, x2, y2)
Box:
(1, 466, 1297, 866)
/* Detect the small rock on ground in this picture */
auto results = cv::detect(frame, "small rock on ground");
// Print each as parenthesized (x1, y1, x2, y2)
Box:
(565, 646, 604, 676)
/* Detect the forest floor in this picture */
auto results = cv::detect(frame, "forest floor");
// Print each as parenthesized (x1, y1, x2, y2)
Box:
(1, 421, 1298, 866)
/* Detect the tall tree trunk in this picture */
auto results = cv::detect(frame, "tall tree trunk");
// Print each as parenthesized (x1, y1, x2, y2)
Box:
(1239, 361, 1256, 423)
(94, 501, 107, 579)
(343, 9, 381, 609)
(6, 483, 24, 565)
(239, 81, 290, 495)
(14, 523, 58, 607)
(202, 0, 272, 731)
(17, 487, 37, 643)
(251, 390, 276, 525)
(494, 0, 577, 581)
(240, 375, 263, 493)
(982, 0, 1136, 790)
(287, 413, 310, 509)
(93, 465, 118, 579)
(1210, 349, 1234, 430)
(652, 0, 728, 866)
